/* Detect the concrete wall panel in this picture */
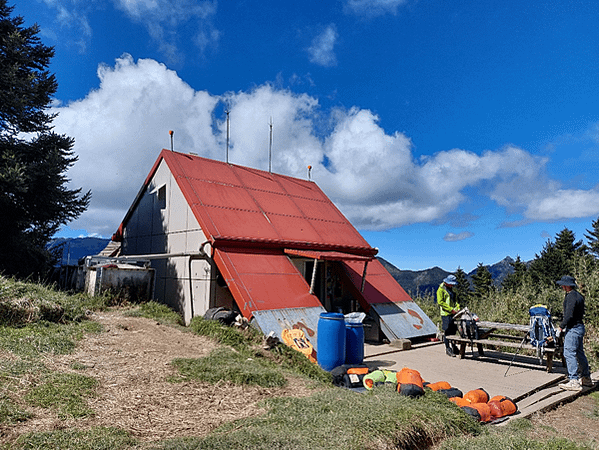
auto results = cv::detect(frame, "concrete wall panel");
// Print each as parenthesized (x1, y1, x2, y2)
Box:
(167, 232, 187, 254)
(167, 182, 190, 234)
(122, 159, 216, 324)
(136, 234, 152, 254)
(137, 193, 153, 236)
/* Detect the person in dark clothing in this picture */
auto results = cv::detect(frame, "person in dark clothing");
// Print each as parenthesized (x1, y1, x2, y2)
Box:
(556, 275, 593, 391)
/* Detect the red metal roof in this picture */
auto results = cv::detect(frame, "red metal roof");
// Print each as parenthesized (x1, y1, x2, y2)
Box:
(120, 150, 377, 256)
(213, 247, 322, 317)
(342, 259, 412, 305)
(341, 259, 438, 338)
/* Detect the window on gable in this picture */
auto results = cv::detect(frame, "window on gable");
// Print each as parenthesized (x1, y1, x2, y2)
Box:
(157, 185, 166, 210)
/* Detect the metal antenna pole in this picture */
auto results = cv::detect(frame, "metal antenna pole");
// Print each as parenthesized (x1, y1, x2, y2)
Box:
(269, 117, 273, 173)
(226, 110, 230, 164)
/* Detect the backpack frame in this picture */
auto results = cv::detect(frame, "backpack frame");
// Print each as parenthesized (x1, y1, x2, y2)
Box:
(528, 304, 556, 364)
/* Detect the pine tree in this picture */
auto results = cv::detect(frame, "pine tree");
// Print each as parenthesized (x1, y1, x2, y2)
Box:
(554, 227, 585, 261)
(527, 229, 586, 289)
(0, 1, 90, 277)
(454, 266, 471, 304)
(528, 239, 567, 287)
(471, 263, 493, 299)
(584, 216, 599, 258)
(501, 255, 528, 292)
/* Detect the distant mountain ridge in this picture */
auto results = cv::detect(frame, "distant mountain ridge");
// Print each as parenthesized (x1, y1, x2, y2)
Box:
(379, 256, 518, 296)
(48, 237, 518, 295)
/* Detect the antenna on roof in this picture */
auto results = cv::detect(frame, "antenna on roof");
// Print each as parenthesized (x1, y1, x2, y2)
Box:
(169, 130, 174, 152)
(269, 117, 273, 173)
(225, 109, 230, 164)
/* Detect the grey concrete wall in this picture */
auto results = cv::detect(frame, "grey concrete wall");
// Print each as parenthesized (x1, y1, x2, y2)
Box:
(122, 160, 214, 324)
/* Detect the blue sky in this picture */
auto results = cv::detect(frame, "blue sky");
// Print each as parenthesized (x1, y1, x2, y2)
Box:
(14, 0, 599, 272)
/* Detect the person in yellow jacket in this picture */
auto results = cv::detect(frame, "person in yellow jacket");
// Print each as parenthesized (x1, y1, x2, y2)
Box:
(437, 274, 460, 357)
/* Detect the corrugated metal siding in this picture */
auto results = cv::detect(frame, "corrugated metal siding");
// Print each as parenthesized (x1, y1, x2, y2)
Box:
(252, 307, 325, 351)
(370, 302, 438, 340)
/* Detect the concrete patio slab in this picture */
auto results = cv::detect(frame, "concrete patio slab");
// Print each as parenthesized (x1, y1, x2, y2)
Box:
(363, 341, 568, 401)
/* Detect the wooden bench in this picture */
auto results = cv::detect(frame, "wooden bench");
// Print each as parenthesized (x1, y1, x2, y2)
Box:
(446, 320, 563, 373)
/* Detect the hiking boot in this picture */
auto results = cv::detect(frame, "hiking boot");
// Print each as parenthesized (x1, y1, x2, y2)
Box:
(559, 379, 582, 391)
(581, 376, 594, 387)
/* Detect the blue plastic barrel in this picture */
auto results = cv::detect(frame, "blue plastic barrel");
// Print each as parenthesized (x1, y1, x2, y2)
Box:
(345, 322, 364, 364)
(317, 312, 346, 371)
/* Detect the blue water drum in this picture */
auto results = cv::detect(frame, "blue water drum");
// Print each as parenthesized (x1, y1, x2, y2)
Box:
(317, 312, 346, 371)
(345, 322, 365, 364)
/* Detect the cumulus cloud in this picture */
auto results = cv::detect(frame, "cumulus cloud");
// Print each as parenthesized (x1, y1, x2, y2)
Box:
(222, 86, 324, 173)
(344, 0, 408, 17)
(307, 25, 338, 67)
(52, 55, 599, 236)
(54, 55, 219, 235)
(444, 232, 474, 242)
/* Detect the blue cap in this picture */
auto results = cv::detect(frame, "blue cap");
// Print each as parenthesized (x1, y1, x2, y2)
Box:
(443, 275, 457, 285)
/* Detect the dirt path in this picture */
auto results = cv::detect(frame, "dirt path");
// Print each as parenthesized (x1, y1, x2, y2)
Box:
(526, 395, 599, 446)
(5, 311, 316, 444)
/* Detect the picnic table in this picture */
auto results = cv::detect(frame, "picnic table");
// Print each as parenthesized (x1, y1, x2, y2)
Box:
(445, 320, 564, 373)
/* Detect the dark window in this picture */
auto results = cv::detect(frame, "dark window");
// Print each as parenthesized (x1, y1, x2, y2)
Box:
(157, 185, 166, 210)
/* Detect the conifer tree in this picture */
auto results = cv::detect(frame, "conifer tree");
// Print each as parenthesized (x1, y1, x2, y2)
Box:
(0, 1, 90, 277)
(471, 263, 493, 299)
(529, 239, 568, 287)
(454, 266, 471, 304)
(584, 216, 599, 258)
(501, 255, 528, 292)
(554, 227, 585, 261)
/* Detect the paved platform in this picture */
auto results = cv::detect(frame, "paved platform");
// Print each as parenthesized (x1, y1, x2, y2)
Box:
(363, 341, 568, 401)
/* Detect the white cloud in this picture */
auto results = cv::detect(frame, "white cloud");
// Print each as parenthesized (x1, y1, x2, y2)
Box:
(444, 232, 474, 242)
(222, 86, 324, 173)
(308, 25, 338, 67)
(590, 123, 599, 144)
(54, 54, 219, 235)
(36, 0, 218, 60)
(524, 189, 599, 221)
(52, 55, 599, 236)
(113, 0, 219, 62)
(344, 0, 408, 17)
(39, 0, 93, 52)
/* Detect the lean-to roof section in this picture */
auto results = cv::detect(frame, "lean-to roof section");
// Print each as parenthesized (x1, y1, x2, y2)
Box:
(342, 259, 438, 338)
(213, 247, 322, 316)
